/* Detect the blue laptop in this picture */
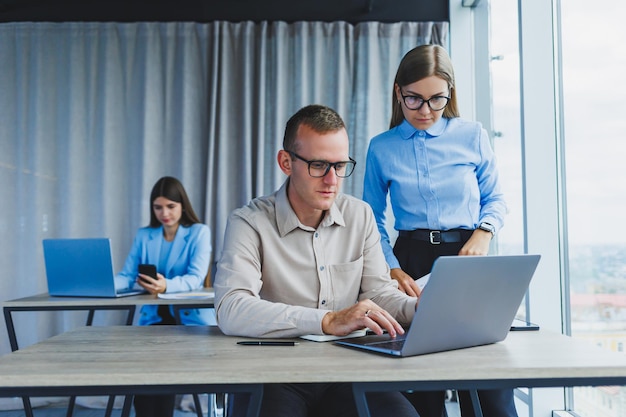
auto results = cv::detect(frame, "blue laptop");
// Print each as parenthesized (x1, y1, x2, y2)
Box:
(43, 238, 146, 297)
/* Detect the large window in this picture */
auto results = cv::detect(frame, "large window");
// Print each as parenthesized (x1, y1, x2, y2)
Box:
(488, 0, 626, 415)
(560, 0, 626, 415)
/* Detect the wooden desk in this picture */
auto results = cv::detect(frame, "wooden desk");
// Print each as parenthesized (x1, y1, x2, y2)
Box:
(0, 325, 625, 417)
(2, 290, 214, 417)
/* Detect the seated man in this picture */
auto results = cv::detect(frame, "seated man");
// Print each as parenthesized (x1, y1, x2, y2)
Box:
(214, 104, 420, 417)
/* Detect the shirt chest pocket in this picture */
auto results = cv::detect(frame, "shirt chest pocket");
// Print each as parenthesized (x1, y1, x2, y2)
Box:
(327, 256, 363, 310)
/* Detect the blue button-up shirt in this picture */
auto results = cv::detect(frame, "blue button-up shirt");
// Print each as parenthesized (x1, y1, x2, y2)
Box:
(363, 117, 507, 269)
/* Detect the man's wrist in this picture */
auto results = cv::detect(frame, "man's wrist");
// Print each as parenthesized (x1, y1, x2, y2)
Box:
(321, 311, 333, 335)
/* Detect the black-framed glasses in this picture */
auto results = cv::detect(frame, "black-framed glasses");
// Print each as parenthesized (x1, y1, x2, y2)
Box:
(288, 151, 356, 178)
(400, 92, 450, 111)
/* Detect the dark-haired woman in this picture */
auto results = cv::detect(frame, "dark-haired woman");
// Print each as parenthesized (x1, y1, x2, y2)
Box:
(114, 176, 212, 417)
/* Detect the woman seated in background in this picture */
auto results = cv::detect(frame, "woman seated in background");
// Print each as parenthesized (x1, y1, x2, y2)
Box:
(114, 175, 212, 417)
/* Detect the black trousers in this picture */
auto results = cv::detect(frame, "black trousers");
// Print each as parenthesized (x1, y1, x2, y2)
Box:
(228, 383, 419, 417)
(133, 305, 178, 417)
(394, 235, 519, 417)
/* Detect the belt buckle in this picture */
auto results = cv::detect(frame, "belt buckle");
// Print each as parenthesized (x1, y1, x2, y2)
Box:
(429, 231, 441, 245)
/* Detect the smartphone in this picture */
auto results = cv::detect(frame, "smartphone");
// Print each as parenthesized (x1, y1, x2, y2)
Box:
(138, 264, 157, 280)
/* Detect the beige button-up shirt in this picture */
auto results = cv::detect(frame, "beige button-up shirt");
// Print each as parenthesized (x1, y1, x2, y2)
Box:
(214, 180, 417, 338)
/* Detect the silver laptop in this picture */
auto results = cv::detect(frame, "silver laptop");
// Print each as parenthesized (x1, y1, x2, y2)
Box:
(43, 238, 146, 298)
(335, 254, 541, 357)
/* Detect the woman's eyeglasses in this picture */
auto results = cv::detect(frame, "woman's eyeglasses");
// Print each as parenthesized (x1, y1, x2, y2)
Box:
(400, 92, 450, 111)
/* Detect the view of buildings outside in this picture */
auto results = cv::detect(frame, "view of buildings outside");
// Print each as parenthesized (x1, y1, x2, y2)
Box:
(561, 1, 626, 415)
(490, 0, 626, 416)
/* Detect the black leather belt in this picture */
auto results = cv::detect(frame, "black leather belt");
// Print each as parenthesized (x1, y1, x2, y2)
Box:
(398, 229, 473, 245)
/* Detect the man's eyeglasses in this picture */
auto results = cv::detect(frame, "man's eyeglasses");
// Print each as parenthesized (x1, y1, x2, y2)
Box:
(400, 92, 450, 111)
(288, 151, 356, 178)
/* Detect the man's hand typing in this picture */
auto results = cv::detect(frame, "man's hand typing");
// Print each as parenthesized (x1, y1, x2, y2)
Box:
(321, 300, 405, 338)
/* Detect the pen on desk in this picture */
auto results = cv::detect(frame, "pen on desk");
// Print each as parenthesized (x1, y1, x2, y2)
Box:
(237, 341, 299, 346)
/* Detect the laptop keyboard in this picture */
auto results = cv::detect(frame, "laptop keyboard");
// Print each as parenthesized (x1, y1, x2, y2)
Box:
(366, 338, 406, 351)
(116, 287, 145, 295)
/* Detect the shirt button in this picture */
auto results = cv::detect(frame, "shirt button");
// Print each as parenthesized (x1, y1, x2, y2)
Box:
(320, 266, 325, 271)
(315, 232, 319, 238)
(321, 300, 327, 305)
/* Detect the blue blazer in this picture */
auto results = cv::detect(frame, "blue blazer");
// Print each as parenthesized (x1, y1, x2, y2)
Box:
(115, 223, 213, 325)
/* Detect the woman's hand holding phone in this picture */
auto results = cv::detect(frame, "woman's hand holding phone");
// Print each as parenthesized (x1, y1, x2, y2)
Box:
(138, 264, 157, 279)
(137, 264, 166, 294)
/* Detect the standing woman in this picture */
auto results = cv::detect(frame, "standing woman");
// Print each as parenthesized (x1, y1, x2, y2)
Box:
(362, 44, 510, 417)
(115, 176, 212, 417)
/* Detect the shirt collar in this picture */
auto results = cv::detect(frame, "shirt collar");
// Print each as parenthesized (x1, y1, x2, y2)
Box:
(275, 179, 345, 237)
(397, 117, 448, 139)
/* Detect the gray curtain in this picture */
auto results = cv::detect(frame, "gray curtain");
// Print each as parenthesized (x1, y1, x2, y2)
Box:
(0, 20, 447, 365)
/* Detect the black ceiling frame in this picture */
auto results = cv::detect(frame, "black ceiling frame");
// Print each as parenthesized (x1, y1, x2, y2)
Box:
(0, 0, 449, 23)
